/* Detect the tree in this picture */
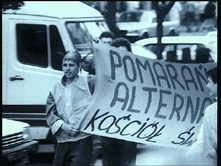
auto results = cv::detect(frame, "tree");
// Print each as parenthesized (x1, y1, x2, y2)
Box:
(102, 1, 123, 38)
(152, 1, 175, 59)
(2, 1, 24, 12)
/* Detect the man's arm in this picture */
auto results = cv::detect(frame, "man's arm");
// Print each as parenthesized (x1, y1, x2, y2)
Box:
(87, 75, 96, 95)
(46, 92, 64, 135)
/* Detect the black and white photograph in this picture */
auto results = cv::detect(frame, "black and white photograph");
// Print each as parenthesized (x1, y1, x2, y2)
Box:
(2, 1, 217, 166)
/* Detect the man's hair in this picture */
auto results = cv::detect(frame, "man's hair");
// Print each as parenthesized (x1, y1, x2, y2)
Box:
(99, 31, 115, 40)
(207, 66, 217, 84)
(111, 37, 132, 52)
(63, 51, 82, 65)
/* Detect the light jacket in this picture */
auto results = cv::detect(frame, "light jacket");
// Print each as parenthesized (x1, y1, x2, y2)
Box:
(187, 99, 217, 165)
(46, 75, 95, 143)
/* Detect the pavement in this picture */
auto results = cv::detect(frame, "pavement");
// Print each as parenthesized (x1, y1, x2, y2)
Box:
(29, 144, 202, 166)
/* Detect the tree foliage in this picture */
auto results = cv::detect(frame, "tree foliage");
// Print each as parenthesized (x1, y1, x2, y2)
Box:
(152, 1, 175, 59)
(2, 1, 24, 12)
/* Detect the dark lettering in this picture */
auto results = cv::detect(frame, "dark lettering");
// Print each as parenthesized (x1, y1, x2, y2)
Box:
(110, 50, 122, 80)
(143, 87, 158, 114)
(194, 66, 208, 92)
(98, 115, 116, 132)
(123, 56, 137, 82)
(169, 93, 184, 121)
(182, 96, 200, 123)
(84, 109, 109, 131)
(153, 62, 171, 88)
(111, 114, 131, 134)
(136, 58, 156, 85)
(120, 120, 141, 136)
(166, 64, 185, 90)
(131, 118, 149, 136)
(137, 122, 159, 139)
(181, 66, 198, 91)
(146, 125, 165, 142)
(127, 86, 140, 113)
(110, 82, 129, 110)
(155, 90, 171, 119)
(171, 127, 195, 146)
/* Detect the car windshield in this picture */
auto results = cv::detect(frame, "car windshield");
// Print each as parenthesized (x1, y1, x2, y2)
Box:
(66, 21, 109, 52)
(119, 12, 150, 22)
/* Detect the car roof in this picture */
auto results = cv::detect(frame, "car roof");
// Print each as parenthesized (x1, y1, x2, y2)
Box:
(119, 10, 155, 17)
(121, 10, 154, 14)
(135, 36, 217, 46)
(131, 43, 157, 59)
(3, 1, 103, 19)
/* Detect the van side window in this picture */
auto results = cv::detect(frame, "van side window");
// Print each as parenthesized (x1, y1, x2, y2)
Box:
(16, 24, 48, 67)
(49, 25, 65, 71)
(66, 22, 92, 52)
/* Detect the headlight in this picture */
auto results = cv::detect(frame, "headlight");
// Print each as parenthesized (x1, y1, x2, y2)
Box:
(23, 127, 33, 142)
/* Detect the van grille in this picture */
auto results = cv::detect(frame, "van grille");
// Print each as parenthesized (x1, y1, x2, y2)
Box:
(2, 132, 26, 150)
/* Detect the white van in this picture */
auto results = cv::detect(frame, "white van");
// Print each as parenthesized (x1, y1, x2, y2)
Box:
(2, 1, 109, 141)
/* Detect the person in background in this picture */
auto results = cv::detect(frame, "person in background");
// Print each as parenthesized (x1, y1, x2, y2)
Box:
(100, 37, 136, 166)
(187, 66, 217, 165)
(197, 1, 208, 30)
(46, 51, 95, 166)
(83, 31, 115, 165)
(183, 1, 196, 32)
(194, 47, 211, 63)
(203, 1, 216, 31)
(99, 31, 115, 45)
(81, 31, 115, 75)
(110, 37, 132, 52)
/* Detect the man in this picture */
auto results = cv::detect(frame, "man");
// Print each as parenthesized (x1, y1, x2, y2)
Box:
(187, 66, 217, 165)
(99, 31, 115, 45)
(101, 37, 136, 166)
(82, 31, 115, 75)
(46, 51, 95, 166)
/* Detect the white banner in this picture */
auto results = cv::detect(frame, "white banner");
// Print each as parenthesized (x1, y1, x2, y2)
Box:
(80, 41, 216, 149)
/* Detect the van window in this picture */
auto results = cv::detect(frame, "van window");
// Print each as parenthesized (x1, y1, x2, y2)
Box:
(50, 25, 65, 71)
(66, 22, 92, 52)
(16, 24, 48, 67)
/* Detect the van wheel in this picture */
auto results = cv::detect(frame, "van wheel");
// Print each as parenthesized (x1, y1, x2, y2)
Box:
(141, 32, 149, 39)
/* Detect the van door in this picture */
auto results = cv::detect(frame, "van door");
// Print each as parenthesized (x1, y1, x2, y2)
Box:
(3, 19, 68, 117)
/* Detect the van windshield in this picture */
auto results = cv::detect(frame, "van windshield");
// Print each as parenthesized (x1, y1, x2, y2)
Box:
(66, 21, 109, 52)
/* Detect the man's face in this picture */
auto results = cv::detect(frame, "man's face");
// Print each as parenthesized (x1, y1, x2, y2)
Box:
(101, 37, 113, 45)
(206, 77, 217, 97)
(62, 57, 79, 80)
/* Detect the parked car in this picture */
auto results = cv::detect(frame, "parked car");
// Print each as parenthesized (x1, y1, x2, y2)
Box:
(205, 31, 217, 63)
(2, 118, 39, 164)
(206, 31, 217, 37)
(135, 36, 217, 63)
(116, 10, 180, 42)
(131, 43, 157, 59)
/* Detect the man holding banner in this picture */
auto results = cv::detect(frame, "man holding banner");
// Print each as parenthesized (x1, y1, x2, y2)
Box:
(100, 37, 136, 166)
(80, 38, 216, 165)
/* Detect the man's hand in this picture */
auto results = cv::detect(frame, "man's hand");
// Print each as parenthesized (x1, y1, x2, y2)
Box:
(61, 123, 79, 136)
